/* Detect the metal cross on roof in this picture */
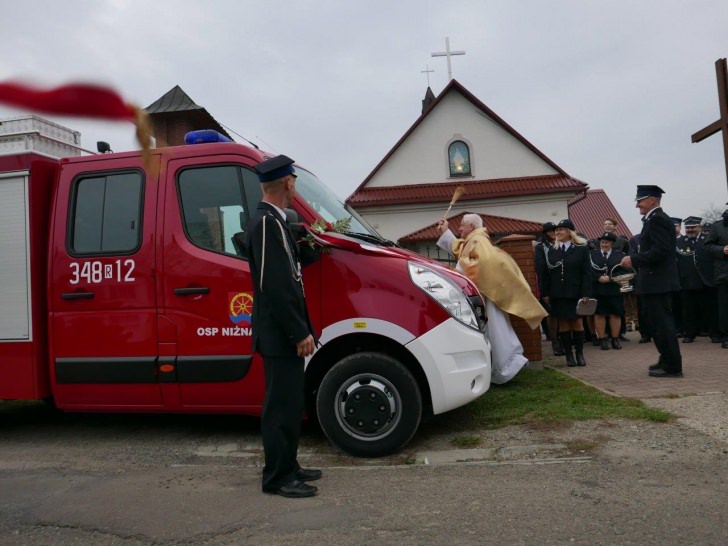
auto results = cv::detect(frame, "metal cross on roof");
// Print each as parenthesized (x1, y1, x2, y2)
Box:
(431, 37, 465, 81)
(691, 58, 728, 194)
(420, 64, 435, 87)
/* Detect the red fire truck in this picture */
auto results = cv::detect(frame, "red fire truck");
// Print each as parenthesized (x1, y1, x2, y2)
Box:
(0, 118, 492, 456)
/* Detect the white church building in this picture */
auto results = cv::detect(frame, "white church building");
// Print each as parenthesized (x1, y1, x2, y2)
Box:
(346, 79, 589, 252)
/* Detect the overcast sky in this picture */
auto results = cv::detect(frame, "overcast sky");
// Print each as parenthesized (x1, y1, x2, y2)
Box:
(2, 0, 727, 234)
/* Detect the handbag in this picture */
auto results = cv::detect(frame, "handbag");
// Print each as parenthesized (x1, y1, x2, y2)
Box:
(576, 298, 597, 316)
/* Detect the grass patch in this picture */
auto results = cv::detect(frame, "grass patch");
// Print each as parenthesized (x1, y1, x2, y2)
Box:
(433, 368, 673, 431)
(450, 434, 481, 448)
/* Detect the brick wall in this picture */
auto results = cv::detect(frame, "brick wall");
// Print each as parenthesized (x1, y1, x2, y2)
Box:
(150, 116, 195, 147)
(495, 234, 543, 362)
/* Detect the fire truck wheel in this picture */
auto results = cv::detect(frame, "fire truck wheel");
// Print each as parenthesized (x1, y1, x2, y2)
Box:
(316, 352, 422, 457)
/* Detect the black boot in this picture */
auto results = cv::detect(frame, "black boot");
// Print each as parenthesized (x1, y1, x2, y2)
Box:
(600, 338, 609, 351)
(552, 337, 565, 356)
(573, 331, 587, 366)
(611, 337, 622, 350)
(559, 332, 576, 367)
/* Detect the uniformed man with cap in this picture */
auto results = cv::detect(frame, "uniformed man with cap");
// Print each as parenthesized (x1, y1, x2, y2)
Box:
(703, 203, 728, 348)
(620, 185, 683, 377)
(534, 222, 563, 355)
(247, 154, 322, 498)
(677, 216, 718, 342)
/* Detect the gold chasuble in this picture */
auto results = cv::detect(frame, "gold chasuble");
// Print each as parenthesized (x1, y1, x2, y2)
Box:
(452, 228, 547, 330)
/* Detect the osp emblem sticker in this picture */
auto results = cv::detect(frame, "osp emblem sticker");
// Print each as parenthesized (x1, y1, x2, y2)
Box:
(229, 292, 253, 325)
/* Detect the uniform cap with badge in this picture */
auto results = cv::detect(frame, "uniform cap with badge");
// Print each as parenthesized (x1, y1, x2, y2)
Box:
(556, 219, 575, 231)
(542, 221, 556, 232)
(254, 155, 296, 183)
(683, 216, 702, 227)
(634, 185, 665, 201)
(597, 231, 617, 242)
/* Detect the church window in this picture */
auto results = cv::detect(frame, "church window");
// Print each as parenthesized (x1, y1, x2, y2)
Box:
(448, 140, 471, 176)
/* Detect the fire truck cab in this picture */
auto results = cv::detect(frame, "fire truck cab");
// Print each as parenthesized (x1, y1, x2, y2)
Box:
(0, 117, 491, 457)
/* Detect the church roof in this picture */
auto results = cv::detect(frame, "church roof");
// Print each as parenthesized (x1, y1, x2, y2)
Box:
(568, 189, 633, 239)
(347, 174, 587, 208)
(348, 79, 572, 202)
(144, 85, 233, 140)
(145, 85, 203, 113)
(398, 211, 543, 244)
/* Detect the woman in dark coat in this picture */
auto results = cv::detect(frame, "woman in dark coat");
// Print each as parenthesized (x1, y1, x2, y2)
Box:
(541, 219, 592, 366)
(590, 232, 626, 350)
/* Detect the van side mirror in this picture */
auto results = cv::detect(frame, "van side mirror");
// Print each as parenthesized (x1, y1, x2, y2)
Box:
(96, 141, 112, 154)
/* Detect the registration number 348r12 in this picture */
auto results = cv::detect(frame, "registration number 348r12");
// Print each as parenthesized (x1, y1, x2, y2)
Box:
(69, 259, 136, 285)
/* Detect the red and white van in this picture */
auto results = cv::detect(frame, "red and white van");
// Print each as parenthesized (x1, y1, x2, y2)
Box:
(0, 122, 491, 456)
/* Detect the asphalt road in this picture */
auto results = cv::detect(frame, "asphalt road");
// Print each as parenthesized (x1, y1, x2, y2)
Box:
(1, 400, 727, 545)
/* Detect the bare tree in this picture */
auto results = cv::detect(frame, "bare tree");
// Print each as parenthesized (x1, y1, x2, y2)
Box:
(700, 203, 726, 223)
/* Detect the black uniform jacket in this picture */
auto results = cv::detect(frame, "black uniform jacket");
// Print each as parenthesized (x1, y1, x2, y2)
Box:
(676, 236, 711, 290)
(630, 208, 680, 295)
(247, 202, 316, 357)
(534, 239, 553, 296)
(590, 248, 626, 297)
(703, 220, 728, 285)
(542, 243, 592, 299)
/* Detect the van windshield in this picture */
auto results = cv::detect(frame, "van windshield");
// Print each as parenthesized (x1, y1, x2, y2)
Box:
(293, 166, 379, 237)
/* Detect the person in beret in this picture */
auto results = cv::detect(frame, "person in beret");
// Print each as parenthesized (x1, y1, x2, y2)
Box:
(247, 154, 322, 498)
(541, 219, 592, 367)
(620, 185, 683, 377)
(590, 232, 627, 350)
(703, 205, 728, 349)
(534, 222, 563, 356)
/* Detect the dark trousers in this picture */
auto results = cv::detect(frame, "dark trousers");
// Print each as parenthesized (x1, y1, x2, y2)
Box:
(261, 355, 304, 491)
(718, 284, 728, 339)
(637, 294, 652, 338)
(642, 293, 682, 373)
(681, 288, 717, 337)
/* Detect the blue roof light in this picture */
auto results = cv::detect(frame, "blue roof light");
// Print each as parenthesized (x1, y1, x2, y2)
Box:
(185, 130, 232, 144)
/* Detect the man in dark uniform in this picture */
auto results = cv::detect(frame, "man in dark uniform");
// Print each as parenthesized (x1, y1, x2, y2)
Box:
(247, 155, 322, 498)
(534, 222, 563, 355)
(677, 216, 719, 343)
(670, 217, 685, 337)
(620, 186, 683, 377)
(704, 205, 728, 348)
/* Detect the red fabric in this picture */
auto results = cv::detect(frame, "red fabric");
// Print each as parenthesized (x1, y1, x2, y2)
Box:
(0, 81, 135, 120)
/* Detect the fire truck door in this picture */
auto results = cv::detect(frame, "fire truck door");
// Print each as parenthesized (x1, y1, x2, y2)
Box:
(50, 161, 161, 409)
(160, 159, 264, 410)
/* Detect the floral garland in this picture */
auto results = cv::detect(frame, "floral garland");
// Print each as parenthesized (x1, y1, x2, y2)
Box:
(303, 217, 352, 252)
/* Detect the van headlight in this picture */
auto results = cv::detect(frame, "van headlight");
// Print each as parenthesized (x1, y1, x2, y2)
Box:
(408, 262, 480, 330)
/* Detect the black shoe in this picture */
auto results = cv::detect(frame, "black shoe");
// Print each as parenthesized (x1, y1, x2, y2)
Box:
(648, 363, 662, 371)
(682, 336, 695, 344)
(710, 336, 722, 343)
(566, 352, 577, 367)
(592, 338, 601, 347)
(551, 340, 565, 356)
(638, 336, 652, 344)
(722, 341, 728, 349)
(648, 369, 684, 378)
(618, 334, 630, 342)
(264, 480, 318, 498)
(296, 468, 322, 482)
(611, 338, 622, 350)
(600, 338, 610, 351)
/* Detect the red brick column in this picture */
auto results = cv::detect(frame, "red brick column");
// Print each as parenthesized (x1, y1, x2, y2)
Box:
(495, 234, 543, 362)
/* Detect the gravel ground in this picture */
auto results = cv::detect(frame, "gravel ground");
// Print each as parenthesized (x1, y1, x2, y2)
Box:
(642, 392, 728, 445)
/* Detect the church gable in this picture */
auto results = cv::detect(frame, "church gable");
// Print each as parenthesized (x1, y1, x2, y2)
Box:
(355, 80, 565, 192)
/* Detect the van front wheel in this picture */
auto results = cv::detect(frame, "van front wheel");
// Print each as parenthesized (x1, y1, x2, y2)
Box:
(316, 352, 422, 457)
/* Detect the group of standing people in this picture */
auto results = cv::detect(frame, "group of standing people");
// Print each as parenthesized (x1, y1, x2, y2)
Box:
(534, 185, 727, 378)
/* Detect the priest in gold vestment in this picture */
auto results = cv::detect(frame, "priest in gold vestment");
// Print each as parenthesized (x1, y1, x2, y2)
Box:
(437, 214, 547, 383)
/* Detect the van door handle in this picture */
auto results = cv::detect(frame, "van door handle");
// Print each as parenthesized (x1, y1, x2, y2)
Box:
(61, 292, 95, 300)
(174, 287, 210, 296)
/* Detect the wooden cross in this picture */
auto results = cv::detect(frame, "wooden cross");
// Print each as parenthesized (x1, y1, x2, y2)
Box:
(431, 37, 465, 81)
(691, 58, 728, 193)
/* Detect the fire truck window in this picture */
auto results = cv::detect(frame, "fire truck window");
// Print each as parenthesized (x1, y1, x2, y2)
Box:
(71, 172, 142, 255)
(178, 165, 248, 258)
